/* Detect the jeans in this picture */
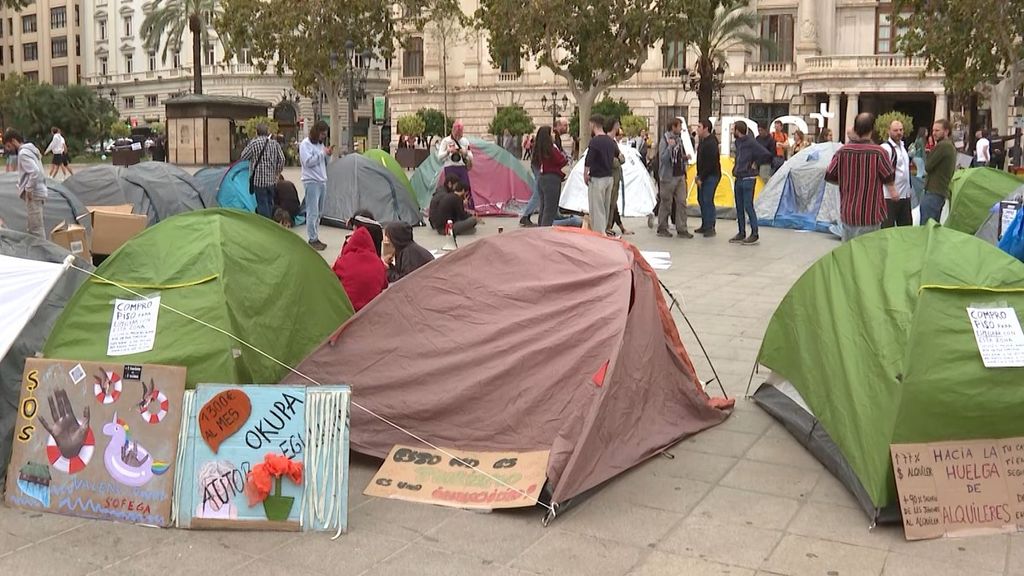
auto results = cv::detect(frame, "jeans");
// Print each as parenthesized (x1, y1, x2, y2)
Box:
(25, 196, 45, 239)
(734, 177, 757, 236)
(538, 173, 562, 227)
(587, 176, 614, 234)
(919, 192, 946, 225)
(697, 175, 720, 230)
(842, 223, 879, 242)
(521, 166, 541, 220)
(303, 180, 326, 242)
(453, 218, 478, 235)
(254, 186, 275, 219)
(912, 157, 926, 179)
(657, 176, 687, 232)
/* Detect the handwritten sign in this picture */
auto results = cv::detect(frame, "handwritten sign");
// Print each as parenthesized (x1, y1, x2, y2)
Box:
(365, 445, 549, 510)
(966, 307, 1024, 368)
(107, 297, 161, 356)
(890, 438, 1024, 540)
(199, 389, 252, 454)
(998, 201, 1020, 240)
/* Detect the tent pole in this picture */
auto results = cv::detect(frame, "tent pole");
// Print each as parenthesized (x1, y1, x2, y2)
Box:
(744, 360, 759, 398)
(657, 279, 728, 399)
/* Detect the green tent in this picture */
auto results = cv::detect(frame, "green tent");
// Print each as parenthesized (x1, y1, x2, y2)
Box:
(363, 149, 418, 207)
(44, 209, 353, 388)
(945, 168, 1024, 234)
(753, 224, 1024, 522)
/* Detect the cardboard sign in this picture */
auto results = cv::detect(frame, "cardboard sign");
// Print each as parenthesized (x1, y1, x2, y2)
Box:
(87, 205, 147, 256)
(365, 445, 549, 510)
(107, 296, 161, 356)
(891, 438, 1024, 540)
(176, 384, 351, 533)
(5, 359, 187, 526)
(198, 389, 252, 453)
(966, 307, 1024, 368)
(999, 201, 1021, 240)
(50, 221, 91, 261)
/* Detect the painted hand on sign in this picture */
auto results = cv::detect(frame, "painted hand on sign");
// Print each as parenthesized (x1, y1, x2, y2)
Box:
(39, 389, 92, 460)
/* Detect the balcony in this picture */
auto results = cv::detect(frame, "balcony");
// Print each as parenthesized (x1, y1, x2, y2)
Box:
(804, 54, 931, 74)
(497, 72, 521, 83)
(399, 76, 423, 87)
(661, 69, 683, 79)
(744, 61, 794, 76)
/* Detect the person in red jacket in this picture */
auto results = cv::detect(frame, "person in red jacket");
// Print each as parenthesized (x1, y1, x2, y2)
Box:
(332, 226, 388, 311)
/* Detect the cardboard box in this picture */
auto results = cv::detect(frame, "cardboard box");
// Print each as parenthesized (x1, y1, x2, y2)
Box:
(50, 221, 91, 261)
(87, 204, 147, 255)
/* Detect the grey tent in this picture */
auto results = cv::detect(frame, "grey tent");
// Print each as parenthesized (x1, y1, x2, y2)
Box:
(0, 173, 92, 236)
(976, 184, 1024, 245)
(0, 229, 92, 484)
(754, 142, 843, 234)
(324, 154, 422, 226)
(63, 163, 215, 225)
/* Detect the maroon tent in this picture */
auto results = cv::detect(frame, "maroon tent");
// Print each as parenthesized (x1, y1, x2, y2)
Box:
(285, 228, 732, 508)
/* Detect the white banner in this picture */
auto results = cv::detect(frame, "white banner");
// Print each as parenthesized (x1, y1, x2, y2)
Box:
(0, 254, 71, 361)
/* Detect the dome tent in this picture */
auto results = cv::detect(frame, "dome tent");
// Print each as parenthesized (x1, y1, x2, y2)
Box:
(975, 183, 1024, 246)
(944, 167, 1024, 234)
(193, 160, 257, 212)
(560, 144, 656, 217)
(755, 142, 842, 233)
(44, 209, 353, 388)
(0, 174, 92, 237)
(63, 163, 215, 225)
(684, 157, 766, 220)
(363, 148, 416, 205)
(752, 224, 1024, 523)
(324, 154, 422, 226)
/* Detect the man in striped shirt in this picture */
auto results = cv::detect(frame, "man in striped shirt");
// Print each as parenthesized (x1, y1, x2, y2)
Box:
(825, 113, 899, 242)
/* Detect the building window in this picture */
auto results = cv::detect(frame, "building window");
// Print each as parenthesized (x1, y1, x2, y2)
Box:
(23, 42, 38, 62)
(51, 65, 68, 86)
(148, 51, 156, 70)
(50, 7, 66, 30)
(147, 94, 158, 107)
(99, 20, 106, 41)
(123, 96, 135, 109)
(662, 36, 686, 71)
(238, 47, 251, 64)
(0, 49, 4, 64)
(876, 7, 911, 54)
(123, 15, 133, 38)
(124, 53, 133, 73)
(759, 14, 794, 62)
(204, 43, 214, 66)
(99, 56, 108, 75)
(76, 64, 80, 83)
(75, 5, 80, 27)
(498, 51, 521, 75)
(402, 37, 423, 78)
(22, 15, 37, 34)
(51, 36, 67, 58)
(748, 103, 790, 131)
(25, 71, 38, 82)
(172, 51, 180, 68)
(75, 35, 80, 56)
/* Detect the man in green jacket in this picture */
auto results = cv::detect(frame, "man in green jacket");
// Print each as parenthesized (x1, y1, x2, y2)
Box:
(921, 119, 956, 224)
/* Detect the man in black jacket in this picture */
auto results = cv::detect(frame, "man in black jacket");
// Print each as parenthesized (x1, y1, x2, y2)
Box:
(695, 119, 722, 237)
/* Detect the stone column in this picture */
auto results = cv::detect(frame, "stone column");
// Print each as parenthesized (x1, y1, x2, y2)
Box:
(829, 93, 841, 141)
(845, 92, 859, 139)
(797, 0, 820, 53)
(935, 92, 949, 121)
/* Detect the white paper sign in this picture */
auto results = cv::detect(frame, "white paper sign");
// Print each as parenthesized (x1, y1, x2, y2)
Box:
(967, 307, 1024, 368)
(107, 296, 161, 356)
(999, 201, 1020, 241)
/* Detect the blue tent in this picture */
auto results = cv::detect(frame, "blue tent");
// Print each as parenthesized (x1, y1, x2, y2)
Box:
(755, 143, 843, 233)
(193, 161, 256, 212)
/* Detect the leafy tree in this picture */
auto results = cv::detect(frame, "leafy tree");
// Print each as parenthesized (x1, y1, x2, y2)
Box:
(620, 115, 648, 138)
(416, 107, 453, 145)
(397, 114, 426, 136)
(422, 2, 472, 122)
(241, 116, 280, 139)
(0, 76, 117, 153)
(109, 121, 132, 140)
(148, 121, 166, 135)
(874, 111, 914, 144)
(142, 0, 221, 95)
(568, 96, 632, 140)
(475, 0, 693, 150)
(0, 0, 30, 9)
(487, 105, 535, 137)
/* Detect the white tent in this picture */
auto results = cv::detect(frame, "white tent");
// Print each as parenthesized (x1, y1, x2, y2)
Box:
(559, 144, 657, 217)
(0, 253, 73, 361)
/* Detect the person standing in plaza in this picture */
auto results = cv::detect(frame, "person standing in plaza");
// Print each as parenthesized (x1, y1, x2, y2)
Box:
(532, 126, 568, 227)
(3, 129, 48, 239)
(695, 119, 721, 237)
(300, 120, 332, 251)
(605, 117, 631, 236)
(240, 123, 286, 220)
(44, 127, 73, 178)
(584, 114, 617, 235)
(910, 126, 928, 178)
(656, 118, 692, 239)
(437, 120, 475, 208)
(882, 119, 913, 228)
(920, 119, 957, 224)
(974, 129, 990, 167)
(730, 122, 773, 245)
(521, 118, 568, 227)
(824, 113, 898, 242)
(771, 120, 788, 172)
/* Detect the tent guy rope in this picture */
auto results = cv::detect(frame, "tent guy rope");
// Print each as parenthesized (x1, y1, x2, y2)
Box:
(66, 263, 556, 514)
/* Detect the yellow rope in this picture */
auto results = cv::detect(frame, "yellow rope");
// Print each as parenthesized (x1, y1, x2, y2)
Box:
(919, 284, 1024, 295)
(89, 274, 218, 290)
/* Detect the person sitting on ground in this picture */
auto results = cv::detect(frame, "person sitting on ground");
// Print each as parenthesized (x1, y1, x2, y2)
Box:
(332, 226, 388, 312)
(349, 209, 384, 257)
(383, 221, 434, 282)
(428, 178, 479, 236)
(274, 175, 300, 226)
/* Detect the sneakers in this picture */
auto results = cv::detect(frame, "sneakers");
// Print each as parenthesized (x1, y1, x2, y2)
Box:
(308, 239, 327, 251)
(703, 229, 717, 238)
(647, 214, 655, 229)
(728, 234, 746, 244)
(677, 230, 694, 239)
(741, 234, 760, 246)
(694, 227, 707, 234)
(519, 217, 536, 227)
(656, 229, 673, 238)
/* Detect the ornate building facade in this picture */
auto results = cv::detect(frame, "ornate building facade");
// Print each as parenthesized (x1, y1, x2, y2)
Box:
(0, 0, 81, 85)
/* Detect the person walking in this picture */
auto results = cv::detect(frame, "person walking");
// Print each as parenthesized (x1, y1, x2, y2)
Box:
(910, 126, 928, 178)
(44, 127, 73, 178)
(920, 119, 957, 224)
(300, 120, 332, 251)
(532, 126, 568, 227)
(695, 119, 721, 237)
(882, 120, 913, 228)
(974, 130, 991, 168)
(824, 113, 898, 242)
(656, 118, 692, 238)
(240, 123, 286, 220)
(730, 122, 773, 245)
(583, 114, 617, 235)
(3, 129, 48, 239)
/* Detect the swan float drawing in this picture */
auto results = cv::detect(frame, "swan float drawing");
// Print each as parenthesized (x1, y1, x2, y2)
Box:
(102, 413, 170, 487)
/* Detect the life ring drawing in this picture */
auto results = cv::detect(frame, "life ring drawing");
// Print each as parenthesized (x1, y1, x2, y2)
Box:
(94, 370, 122, 405)
(46, 425, 95, 474)
(140, 390, 168, 424)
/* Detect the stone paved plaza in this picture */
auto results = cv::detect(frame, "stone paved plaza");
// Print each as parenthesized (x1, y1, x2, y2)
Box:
(1, 171, 1022, 575)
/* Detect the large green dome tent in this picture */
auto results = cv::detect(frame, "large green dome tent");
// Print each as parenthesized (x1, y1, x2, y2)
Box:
(752, 224, 1024, 523)
(44, 209, 353, 388)
(944, 168, 1023, 234)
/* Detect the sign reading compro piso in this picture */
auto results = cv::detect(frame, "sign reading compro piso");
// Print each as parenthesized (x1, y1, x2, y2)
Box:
(365, 445, 549, 510)
(890, 438, 1024, 540)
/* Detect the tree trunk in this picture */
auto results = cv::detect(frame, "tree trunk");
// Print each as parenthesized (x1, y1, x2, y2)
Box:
(442, 35, 449, 123)
(575, 87, 600, 152)
(697, 55, 714, 124)
(189, 14, 203, 95)
(328, 86, 342, 158)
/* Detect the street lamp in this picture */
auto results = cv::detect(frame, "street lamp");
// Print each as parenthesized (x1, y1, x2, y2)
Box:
(540, 90, 570, 126)
(681, 62, 726, 115)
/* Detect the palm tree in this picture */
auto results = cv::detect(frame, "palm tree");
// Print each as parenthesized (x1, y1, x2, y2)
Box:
(141, 0, 220, 95)
(687, 3, 773, 122)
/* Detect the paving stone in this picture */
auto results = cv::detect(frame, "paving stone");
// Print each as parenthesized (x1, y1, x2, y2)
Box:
(1010, 534, 1024, 576)
(363, 543, 503, 576)
(745, 433, 825, 471)
(881, 553, 1002, 576)
(807, 471, 863, 511)
(174, 527, 296, 558)
(422, 508, 547, 564)
(720, 460, 820, 500)
(714, 402, 776, 436)
(0, 539, 100, 576)
(658, 517, 782, 570)
(0, 508, 87, 543)
(886, 532, 1008, 574)
(0, 531, 31, 556)
(348, 496, 455, 542)
(511, 530, 643, 576)
(559, 497, 684, 549)
(786, 502, 896, 551)
(97, 536, 254, 576)
(227, 557, 328, 576)
(595, 468, 713, 515)
(689, 486, 801, 531)
(641, 448, 739, 485)
(680, 428, 761, 459)
(47, 520, 174, 567)
(271, 528, 406, 576)
(762, 533, 886, 576)
(627, 550, 755, 576)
